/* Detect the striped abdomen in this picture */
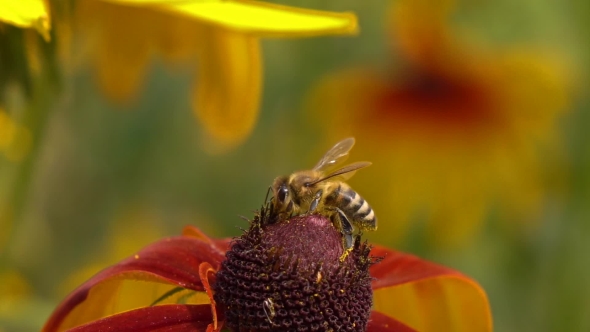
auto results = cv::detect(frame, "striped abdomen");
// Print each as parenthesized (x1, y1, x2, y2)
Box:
(325, 183, 377, 231)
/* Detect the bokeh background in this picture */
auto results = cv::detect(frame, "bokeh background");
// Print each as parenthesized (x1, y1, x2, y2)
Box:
(0, 0, 588, 331)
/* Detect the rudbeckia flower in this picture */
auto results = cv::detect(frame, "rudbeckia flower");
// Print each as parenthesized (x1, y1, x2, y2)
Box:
(71, 0, 358, 151)
(308, 0, 571, 246)
(43, 207, 492, 331)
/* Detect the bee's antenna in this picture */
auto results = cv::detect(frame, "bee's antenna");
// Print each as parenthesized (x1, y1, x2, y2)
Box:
(307, 161, 371, 186)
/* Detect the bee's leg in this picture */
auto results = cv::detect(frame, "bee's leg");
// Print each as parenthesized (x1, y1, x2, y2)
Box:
(343, 233, 354, 251)
(336, 208, 354, 236)
(309, 189, 323, 214)
(334, 208, 355, 261)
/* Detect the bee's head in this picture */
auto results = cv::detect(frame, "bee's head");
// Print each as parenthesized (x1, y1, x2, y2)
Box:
(271, 176, 292, 216)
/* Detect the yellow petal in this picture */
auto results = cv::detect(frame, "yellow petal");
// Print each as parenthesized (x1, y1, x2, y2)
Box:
(0, 0, 51, 40)
(85, 1, 152, 103)
(390, 0, 454, 64)
(374, 276, 492, 332)
(192, 27, 261, 151)
(109, 0, 358, 37)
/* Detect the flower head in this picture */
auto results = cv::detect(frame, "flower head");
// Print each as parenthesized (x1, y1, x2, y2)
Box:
(43, 204, 492, 331)
(215, 214, 373, 331)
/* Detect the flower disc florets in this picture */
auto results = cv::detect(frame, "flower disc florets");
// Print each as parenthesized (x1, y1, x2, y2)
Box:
(214, 210, 374, 332)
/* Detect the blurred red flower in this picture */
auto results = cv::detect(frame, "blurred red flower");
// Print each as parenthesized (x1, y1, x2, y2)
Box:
(308, 0, 571, 247)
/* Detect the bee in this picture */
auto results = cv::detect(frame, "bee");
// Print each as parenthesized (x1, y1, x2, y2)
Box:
(262, 298, 276, 325)
(270, 137, 377, 256)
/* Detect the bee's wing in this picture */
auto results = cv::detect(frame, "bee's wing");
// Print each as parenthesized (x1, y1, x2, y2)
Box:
(309, 161, 372, 185)
(313, 137, 356, 172)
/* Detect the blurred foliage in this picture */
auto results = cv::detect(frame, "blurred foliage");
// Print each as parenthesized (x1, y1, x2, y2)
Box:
(0, 0, 589, 331)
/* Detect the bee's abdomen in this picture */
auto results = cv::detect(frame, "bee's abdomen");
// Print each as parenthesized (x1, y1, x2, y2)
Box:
(326, 184, 377, 231)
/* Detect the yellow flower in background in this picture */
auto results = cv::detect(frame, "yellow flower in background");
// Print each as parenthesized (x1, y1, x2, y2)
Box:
(0, 269, 31, 312)
(0, 269, 32, 329)
(72, 0, 358, 152)
(0, 0, 51, 40)
(308, 0, 571, 247)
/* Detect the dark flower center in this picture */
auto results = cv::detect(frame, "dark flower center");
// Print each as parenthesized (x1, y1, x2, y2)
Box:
(214, 211, 374, 332)
(372, 67, 497, 131)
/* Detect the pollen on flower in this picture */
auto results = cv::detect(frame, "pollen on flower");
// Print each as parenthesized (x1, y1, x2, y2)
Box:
(213, 207, 375, 332)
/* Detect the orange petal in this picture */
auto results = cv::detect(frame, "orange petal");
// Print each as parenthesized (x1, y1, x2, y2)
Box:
(191, 27, 262, 152)
(370, 245, 492, 332)
(198, 262, 218, 331)
(66, 304, 213, 332)
(43, 236, 226, 332)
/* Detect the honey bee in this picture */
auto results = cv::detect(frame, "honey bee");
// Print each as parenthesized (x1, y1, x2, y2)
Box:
(270, 137, 377, 255)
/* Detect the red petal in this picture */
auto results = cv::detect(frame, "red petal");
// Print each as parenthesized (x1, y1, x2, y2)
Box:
(369, 245, 492, 331)
(181, 225, 233, 253)
(67, 304, 214, 332)
(370, 245, 460, 289)
(368, 310, 418, 332)
(44, 236, 226, 332)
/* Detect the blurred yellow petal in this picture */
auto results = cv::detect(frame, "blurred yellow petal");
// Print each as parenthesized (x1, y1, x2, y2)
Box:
(107, 0, 358, 37)
(164, 0, 357, 37)
(390, 0, 454, 65)
(0, 0, 51, 40)
(192, 27, 261, 151)
(78, 1, 153, 104)
(73, 0, 358, 150)
(0, 269, 31, 305)
(498, 50, 571, 127)
(374, 276, 492, 332)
